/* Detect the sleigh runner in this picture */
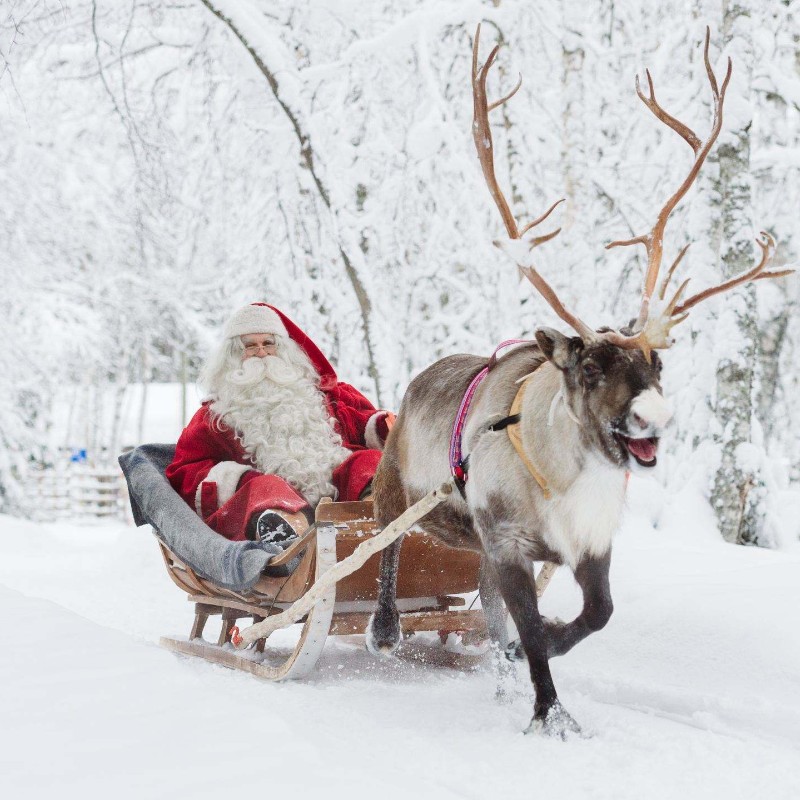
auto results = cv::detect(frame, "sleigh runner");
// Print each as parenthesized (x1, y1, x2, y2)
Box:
(159, 495, 491, 679)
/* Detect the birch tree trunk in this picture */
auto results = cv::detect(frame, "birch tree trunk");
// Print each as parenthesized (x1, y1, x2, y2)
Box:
(709, 2, 763, 544)
(109, 384, 126, 466)
(559, 12, 586, 237)
(137, 349, 149, 448)
(757, 309, 791, 443)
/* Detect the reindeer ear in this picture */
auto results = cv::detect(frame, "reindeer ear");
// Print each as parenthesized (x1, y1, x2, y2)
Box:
(535, 328, 583, 371)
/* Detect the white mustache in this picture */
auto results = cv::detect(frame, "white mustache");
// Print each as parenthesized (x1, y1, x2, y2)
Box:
(227, 355, 303, 388)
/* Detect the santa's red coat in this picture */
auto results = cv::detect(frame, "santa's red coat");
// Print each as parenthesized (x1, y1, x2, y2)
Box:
(166, 305, 386, 542)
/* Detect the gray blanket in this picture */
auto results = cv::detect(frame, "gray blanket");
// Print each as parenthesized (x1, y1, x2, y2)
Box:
(118, 444, 284, 592)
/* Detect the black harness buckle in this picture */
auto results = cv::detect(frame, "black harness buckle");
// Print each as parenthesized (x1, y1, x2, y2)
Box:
(488, 413, 521, 432)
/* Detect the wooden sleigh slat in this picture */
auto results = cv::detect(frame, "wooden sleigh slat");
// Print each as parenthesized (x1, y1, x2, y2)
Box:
(328, 609, 487, 637)
(185, 595, 279, 618)
(161, 520, 339, 680)
(159, 499, 486, 680)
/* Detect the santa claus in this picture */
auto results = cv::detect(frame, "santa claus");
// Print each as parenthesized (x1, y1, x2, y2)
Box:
(166, 303, 393, 543)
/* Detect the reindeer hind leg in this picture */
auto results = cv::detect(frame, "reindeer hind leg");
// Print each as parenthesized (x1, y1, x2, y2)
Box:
(365, 536, 404, 656)
(366, 454, 408, 656)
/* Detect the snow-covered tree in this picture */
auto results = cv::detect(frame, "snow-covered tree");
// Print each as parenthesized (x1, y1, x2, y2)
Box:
(0, 0, 796, 544)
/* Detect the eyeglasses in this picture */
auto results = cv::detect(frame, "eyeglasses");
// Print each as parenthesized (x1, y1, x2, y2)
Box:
(242, 338, 277, 355)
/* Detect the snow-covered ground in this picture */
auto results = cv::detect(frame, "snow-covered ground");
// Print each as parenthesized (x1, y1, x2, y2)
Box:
(1, 475, 799, 800)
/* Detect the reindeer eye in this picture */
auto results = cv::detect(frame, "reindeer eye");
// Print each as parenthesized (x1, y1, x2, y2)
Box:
(582, 363, 601, 383)
(651, 352, 663, 375)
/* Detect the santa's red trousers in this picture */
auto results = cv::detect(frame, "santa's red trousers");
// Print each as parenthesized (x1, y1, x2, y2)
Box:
(204, 449, 381, 541)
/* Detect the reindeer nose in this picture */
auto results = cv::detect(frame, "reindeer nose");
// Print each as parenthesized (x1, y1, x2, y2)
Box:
(630, 387, 673, 430)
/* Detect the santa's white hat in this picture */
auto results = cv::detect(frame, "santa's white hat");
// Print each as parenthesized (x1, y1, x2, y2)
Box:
(223, 303, 289, 340)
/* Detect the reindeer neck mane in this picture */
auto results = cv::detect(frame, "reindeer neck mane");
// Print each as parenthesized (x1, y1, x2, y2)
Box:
(515, 363, 592, 494)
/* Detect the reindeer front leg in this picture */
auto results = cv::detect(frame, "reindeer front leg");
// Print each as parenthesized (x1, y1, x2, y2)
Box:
(507, 551, 614, 659)
(484, 553, 581, 737)
(506, 551, 613, 662)
(544, 551, 613, 657)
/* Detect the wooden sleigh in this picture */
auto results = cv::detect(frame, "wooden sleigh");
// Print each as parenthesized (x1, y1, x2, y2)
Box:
(159, 494, 488, 680)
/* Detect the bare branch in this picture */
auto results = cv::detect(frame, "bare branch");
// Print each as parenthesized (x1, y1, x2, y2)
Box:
(199, 0, 384, 403)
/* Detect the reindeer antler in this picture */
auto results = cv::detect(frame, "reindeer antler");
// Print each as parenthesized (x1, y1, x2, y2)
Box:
(471, 24, 597, 342)
(602, 28, 731, 359)
(604, 28, 792, 360)
(669, 231, 794, 313)
(472, 26, 793, 357)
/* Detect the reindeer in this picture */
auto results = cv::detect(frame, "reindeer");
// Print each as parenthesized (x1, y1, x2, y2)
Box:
(366, 26, 792, 737)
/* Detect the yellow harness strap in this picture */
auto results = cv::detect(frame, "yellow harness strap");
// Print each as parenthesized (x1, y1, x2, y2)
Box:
(505, 376, 552, 500)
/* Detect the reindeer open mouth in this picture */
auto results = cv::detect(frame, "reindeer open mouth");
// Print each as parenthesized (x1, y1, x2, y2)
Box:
(616, 434, 659, 467)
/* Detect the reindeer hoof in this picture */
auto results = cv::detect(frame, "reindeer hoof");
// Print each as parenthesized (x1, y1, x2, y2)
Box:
(525, 700, 582, 740)
(504, 639, 526, 661)
(365, 612, 401, 657)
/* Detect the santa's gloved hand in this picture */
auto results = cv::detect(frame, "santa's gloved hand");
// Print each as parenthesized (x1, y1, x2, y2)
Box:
(365, 411, 396, 450)
(376, 412, 396, 441)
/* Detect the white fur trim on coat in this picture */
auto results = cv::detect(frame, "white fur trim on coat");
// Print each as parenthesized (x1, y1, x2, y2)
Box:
(365, 412, 388, 451)
(194, 461, 254, 516)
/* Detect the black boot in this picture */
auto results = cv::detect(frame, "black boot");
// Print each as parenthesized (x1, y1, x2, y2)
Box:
(255, 511, 299, 546)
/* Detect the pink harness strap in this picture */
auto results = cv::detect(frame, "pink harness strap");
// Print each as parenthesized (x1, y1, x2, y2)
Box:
(449, 339, 531, 485)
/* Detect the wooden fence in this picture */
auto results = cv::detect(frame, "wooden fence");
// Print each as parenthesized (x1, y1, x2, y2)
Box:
(29, 464, 127, 521)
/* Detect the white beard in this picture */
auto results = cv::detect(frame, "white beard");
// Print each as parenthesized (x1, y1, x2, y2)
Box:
(209, 355, 350, 505)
